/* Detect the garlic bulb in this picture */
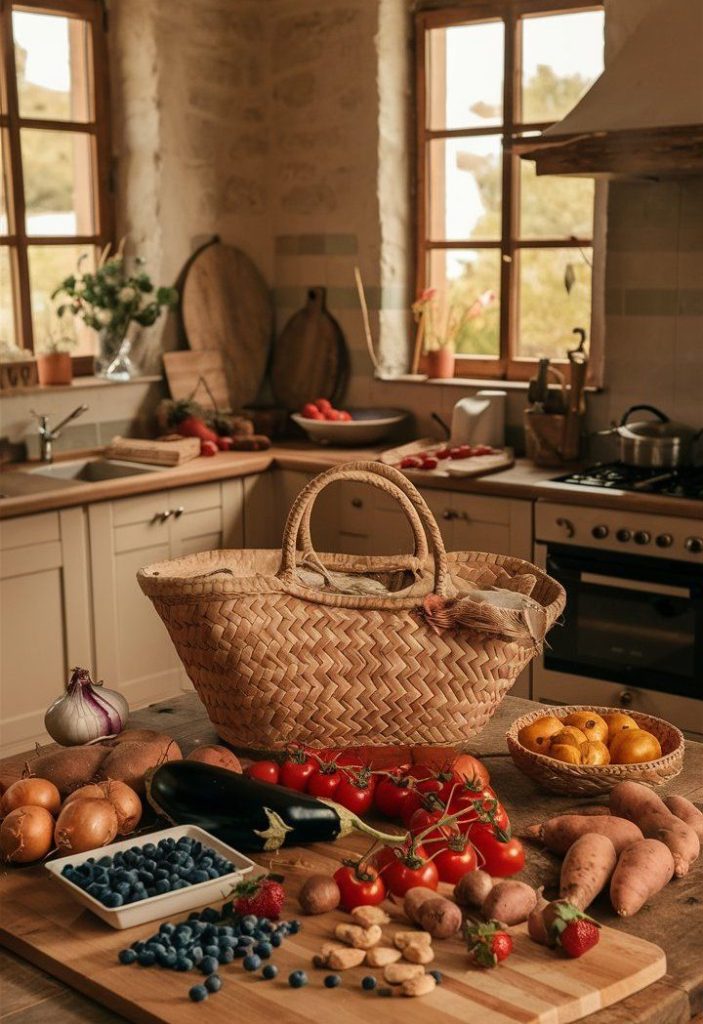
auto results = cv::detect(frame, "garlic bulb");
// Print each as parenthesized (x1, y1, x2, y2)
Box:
(44, 667, 129, 746)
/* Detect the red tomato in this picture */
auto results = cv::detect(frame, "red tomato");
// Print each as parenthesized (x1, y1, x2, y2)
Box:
(335, 775, 374, 815)
(215, 436, 234, 451)
(399, 787, 425, 828)
(375, 844, 439, 897)
(471, 445, 494, 456)
(399, 456, 422, 469)
(246, 760, 280, 785)
(435, 447, 452, 460)
(200, 439, 218, 457)
(409, 807, 457, 844)
(315, 398, 332, 413)
(449, 447, 465, 459)
(404, 763, 437, 782)
(434, 837, 479, 884)
(452, 753, 491, 788)
(374, 775, 415, 819)
(338, 411, 352, 422)
(421, 457, 438, 470)
(307, 766, 343, 798)
(447, 782, 498, 832)
(301, 402, 320, 419)
(471, 833, 525, 877)
(333, 862, 386, 910)
(279, 750, 317, 791)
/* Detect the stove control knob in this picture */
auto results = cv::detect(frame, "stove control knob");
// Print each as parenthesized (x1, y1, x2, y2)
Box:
(634, 530, 651, 545)
(616, 528, 631, 543)
(656, 533, 673, 548)
(685, 536, 703, 554)
(591, 524, 609, 540)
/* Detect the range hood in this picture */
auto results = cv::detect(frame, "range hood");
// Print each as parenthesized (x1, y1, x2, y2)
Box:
(517, 0, 703, 178)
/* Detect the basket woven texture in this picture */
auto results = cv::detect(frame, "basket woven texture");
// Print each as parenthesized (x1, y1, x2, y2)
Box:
(507, 704, 684, 796)
(138, 461, 565, 751)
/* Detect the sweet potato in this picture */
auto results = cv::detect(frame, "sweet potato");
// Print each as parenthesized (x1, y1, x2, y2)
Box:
(609, 838, 675, 916)
(610, 781, 700, 877)
(482, 880, 537, 925)
(99, 738, 181, 795)
(664, 795, 703, 841)
(559, 833, 617, 910)
(30, 746, 110, 798)
(538, 813, 643, 856)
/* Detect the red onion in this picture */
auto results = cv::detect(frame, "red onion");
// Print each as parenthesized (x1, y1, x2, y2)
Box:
(44, 667, 128, 746)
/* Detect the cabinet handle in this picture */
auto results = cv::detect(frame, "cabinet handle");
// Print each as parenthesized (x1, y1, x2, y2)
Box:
(442, 509, 458, 521)
(173, 506, 184, 518)
(152, 509, 172, 523)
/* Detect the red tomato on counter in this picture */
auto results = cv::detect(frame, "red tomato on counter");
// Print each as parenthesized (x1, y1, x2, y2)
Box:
(279, 750, 317, 791)
(434, 836, 478, 884)
(246, 760, 280, 785)
(334, 862, 386, 910)
(375, 844, 439, 897)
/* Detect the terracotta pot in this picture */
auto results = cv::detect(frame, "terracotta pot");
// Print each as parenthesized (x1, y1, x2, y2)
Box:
(37, 352, 73, 386)
(427, 346, 455, 379)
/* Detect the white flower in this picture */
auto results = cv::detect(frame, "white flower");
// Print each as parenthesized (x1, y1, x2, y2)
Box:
(74, 281, 85, 294)
(96, 309, 113, 325)
(118, 286, 136, 303)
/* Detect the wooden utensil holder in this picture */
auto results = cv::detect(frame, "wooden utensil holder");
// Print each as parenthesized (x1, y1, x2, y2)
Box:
(524, 409, 583, 466)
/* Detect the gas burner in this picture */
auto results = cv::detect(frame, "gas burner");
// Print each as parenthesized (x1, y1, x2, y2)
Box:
(553, 463, 703, 500)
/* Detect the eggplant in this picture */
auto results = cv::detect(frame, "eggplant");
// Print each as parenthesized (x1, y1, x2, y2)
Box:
(146, 761, 407, 852)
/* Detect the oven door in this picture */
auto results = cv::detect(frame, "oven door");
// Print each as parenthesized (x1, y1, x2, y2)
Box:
(536, 543, 702, 700)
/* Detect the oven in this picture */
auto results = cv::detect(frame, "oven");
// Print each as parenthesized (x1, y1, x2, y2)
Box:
(533, 502, 703, 740)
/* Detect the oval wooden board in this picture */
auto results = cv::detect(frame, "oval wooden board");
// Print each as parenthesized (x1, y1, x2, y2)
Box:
(270, 286, 349, 410)
(181, 241, 272, 411)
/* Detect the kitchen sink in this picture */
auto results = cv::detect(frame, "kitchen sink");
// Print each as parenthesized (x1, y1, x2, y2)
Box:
(30, 458, 165, 482)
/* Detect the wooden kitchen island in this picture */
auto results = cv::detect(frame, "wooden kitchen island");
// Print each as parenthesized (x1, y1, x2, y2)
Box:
(1, 693, 701, 1024)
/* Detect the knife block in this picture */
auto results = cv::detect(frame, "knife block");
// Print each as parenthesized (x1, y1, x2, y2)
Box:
(524, 409, 582, 466)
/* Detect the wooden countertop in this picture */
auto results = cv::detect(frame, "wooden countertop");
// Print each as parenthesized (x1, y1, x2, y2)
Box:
(1, 693, 701, 1024)
(1, 445, 701, 520)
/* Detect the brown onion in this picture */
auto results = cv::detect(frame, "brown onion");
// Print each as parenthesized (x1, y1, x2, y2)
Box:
(63, 783, 105, 806)
(54, 797, 118, 854)
(0, 805, 55, 863)
(100, 780, 142, 835)
(1, 777, 61, 817)
(185, 745, 242, 773)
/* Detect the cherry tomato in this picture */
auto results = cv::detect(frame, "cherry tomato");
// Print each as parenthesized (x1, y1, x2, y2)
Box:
(399, 456, 422, 469)
(399, 787, 424, 827)
(452, 753, 491, 789)
(404, 763, 436, 782)
(335, 774, 375, 815)
(374, 775, 415, 819)
(200, 439, 218, 457)
(471, 833, 525, 877)
(279, 750, 317, 791)
(246, 760, 280, 785)
(333, 862, 385, 910)
(471, 445, 494, 456)
(337, 411, 352, 422)
(421, 457, 438, 470)
(447, 782, 498, 831)
(216, 436, 234, 451)
(449, 447, 465, 459)
(301, 402, 319, 419)
(435, 447, 452, 460)
(434, 837, 479, 884)
(315, 398, 332, 413)
(375, 844, 439, 897)
(307, 765, 343, 798)
(409, 806, 457, 844)
(325, 409, 343, 421)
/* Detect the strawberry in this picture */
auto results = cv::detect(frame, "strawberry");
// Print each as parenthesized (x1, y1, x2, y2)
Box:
(466, 921, 513, 968)
(233, 877, 286, 920)
(544, 901, 600, 958)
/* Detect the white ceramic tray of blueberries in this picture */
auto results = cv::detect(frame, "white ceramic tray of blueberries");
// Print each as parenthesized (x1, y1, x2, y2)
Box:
(45, 825, 257, 930)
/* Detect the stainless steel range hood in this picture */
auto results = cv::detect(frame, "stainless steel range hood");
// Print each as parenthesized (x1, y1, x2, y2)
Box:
(517, 0, 703, 178)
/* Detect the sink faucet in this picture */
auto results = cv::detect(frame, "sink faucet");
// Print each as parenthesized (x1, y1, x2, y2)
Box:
(31, 405, 89, 463)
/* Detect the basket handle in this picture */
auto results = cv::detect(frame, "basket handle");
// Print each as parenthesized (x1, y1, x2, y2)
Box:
(278, 461, 450, 596)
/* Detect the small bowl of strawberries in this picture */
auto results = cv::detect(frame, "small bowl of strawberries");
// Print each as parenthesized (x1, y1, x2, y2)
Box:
(292, 399, 406, 446)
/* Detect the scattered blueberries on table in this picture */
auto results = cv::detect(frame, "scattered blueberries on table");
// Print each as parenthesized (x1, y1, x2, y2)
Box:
(261, 964, 278, 980)
(324, 974, 342, 989)
(361, 976, 377, 991)
(188, 984, 208, 1003)
(288, 969, 308, 989)
(430, 969, 443, 984)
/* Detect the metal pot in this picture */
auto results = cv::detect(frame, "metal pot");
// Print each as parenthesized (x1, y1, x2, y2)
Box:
(601, 405, 702, 468)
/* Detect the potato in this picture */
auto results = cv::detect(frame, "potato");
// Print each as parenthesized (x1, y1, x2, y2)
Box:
(31, 746, 110, 798)
(453, 869, 493, 908)
(610, 781, 700, 877)
(539, 813, 643, 856)
(559, 833, 617, 910)
(609, 838, 675, 916)
(416, 897, 462, 939)
(99, 738, 181, 795)
(482, 880, 537, 926)
(403, 886, 438, 924)
(298, 874, 340, 915)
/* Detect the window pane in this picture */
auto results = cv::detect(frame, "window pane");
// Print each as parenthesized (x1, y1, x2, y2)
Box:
(429, 136, 502, 242)
(0, 248, 17, 348)
(517, 247, 592, 359)
(521, 11, 604, 124)
(428, 248, 501, 356)
(28, 244, 95, 352)
(21, 130, 95, 236)
(428, 21, 504, 130)
(13, 12, 91, 122)
(520, 161, 594, 239)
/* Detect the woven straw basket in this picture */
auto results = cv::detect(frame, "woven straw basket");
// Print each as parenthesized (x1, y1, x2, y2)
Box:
(138, 461, 565, 752)
(507, 705, 684, 796)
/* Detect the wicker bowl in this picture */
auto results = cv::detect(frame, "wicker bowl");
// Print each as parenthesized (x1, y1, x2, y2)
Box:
(506, 704, 684, 796)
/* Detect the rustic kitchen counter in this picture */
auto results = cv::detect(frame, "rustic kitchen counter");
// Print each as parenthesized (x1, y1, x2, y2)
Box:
(2, 443, 700, 520)
(0, 693, 701, 1024)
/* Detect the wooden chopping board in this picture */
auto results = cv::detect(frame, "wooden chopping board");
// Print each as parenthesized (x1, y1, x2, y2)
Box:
(181, 239, 272, 411)
(0, 851, 665, 1024)
(270, 286, 349, 410)
(381, 438, 515, 478)
(163, 351, 231, 411)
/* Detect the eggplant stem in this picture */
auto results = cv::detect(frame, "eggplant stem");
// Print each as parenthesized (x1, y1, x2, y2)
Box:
(352, 817, 407, 845)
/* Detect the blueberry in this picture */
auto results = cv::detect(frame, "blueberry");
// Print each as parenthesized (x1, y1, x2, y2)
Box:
(118, 949, 137, 965)
(288, 970, 307, 988)
(190, 870, 209, 884)
(190, 945, 204, 963)
(98, 855, 112, 867)
(324, 974, 341, 989)
(86, 882, 109, 899)
(361, 976, 377, 991)
(172, 880, 189, 890)
(147, 942, 166, 956)
(258, 918, 272, 931)
(131, 940, 146, 952)
(254, 942, 272, 959)
(137, 951, 156, 967)
(175, 957, 194, 972)
(270, 932, 283, 948)
(219, 950, 234, 965)
(102, 892, 124, 908)
(200, 956, 219, 975)
(429, 969, 442, 984)
(200, 907, 220, 923)
(143, 843, 157, 857)
(189, 984, 208, 1002)
(205, 974, 223, 993)
(243, 954, 261, 972)
(218, 936, 235, 948)
(262, 964, 278, 980)
(154, 879, 171, 895)
(240, 915, 258, 934)
(206, 868, 220, 880)
(155, 868, 170, 881)
(158, 951, 178, 968)
(233, 947, 247, 958)
(237, 935, 255, 948)
(288, 920, 301, 934)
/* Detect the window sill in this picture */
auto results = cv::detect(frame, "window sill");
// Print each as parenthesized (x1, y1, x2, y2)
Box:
(376, 373, 602, 393)
(1, 374, 163, 398)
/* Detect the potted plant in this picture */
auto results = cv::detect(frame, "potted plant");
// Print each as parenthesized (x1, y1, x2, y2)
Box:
(36, 336, 74, 387)
(412, 288, 456, 379)
(52, 243, 178, 379)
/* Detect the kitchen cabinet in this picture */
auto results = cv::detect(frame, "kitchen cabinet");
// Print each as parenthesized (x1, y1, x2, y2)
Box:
(88, 482, 225, 710)
(0, 509, 92, 755)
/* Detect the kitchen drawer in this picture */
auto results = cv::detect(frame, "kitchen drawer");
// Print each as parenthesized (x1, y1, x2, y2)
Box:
(112, 492, 172, 528)
(0, 510, 60, 549)
(114, 517, 170, 555)
(423, 489, 511, 527)
(169, 482, 221, 515)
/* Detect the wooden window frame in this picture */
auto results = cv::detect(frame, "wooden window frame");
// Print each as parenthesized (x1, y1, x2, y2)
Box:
(416, 0, 604, 383)
(0, 0, 113, 368)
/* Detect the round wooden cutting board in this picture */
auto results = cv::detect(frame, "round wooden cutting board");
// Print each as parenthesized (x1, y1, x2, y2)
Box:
(181, 239, 272, 410)
(270, 286, 349, 410)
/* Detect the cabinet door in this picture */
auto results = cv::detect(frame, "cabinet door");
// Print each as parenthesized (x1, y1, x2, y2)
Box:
(168, 483, 223, 559)
(269, 470, 340, 554)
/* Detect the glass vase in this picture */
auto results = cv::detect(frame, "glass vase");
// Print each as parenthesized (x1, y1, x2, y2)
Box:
(96, 325, 128, 377)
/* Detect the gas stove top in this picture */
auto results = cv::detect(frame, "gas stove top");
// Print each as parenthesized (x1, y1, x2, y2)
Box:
(553, 462, 703, 500)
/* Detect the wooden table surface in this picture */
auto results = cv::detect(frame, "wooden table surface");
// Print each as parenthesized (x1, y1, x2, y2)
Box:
(1, 693, 701, 1024)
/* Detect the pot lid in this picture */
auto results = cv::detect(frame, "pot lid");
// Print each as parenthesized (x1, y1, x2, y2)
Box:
(618, 405, 700, 442)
